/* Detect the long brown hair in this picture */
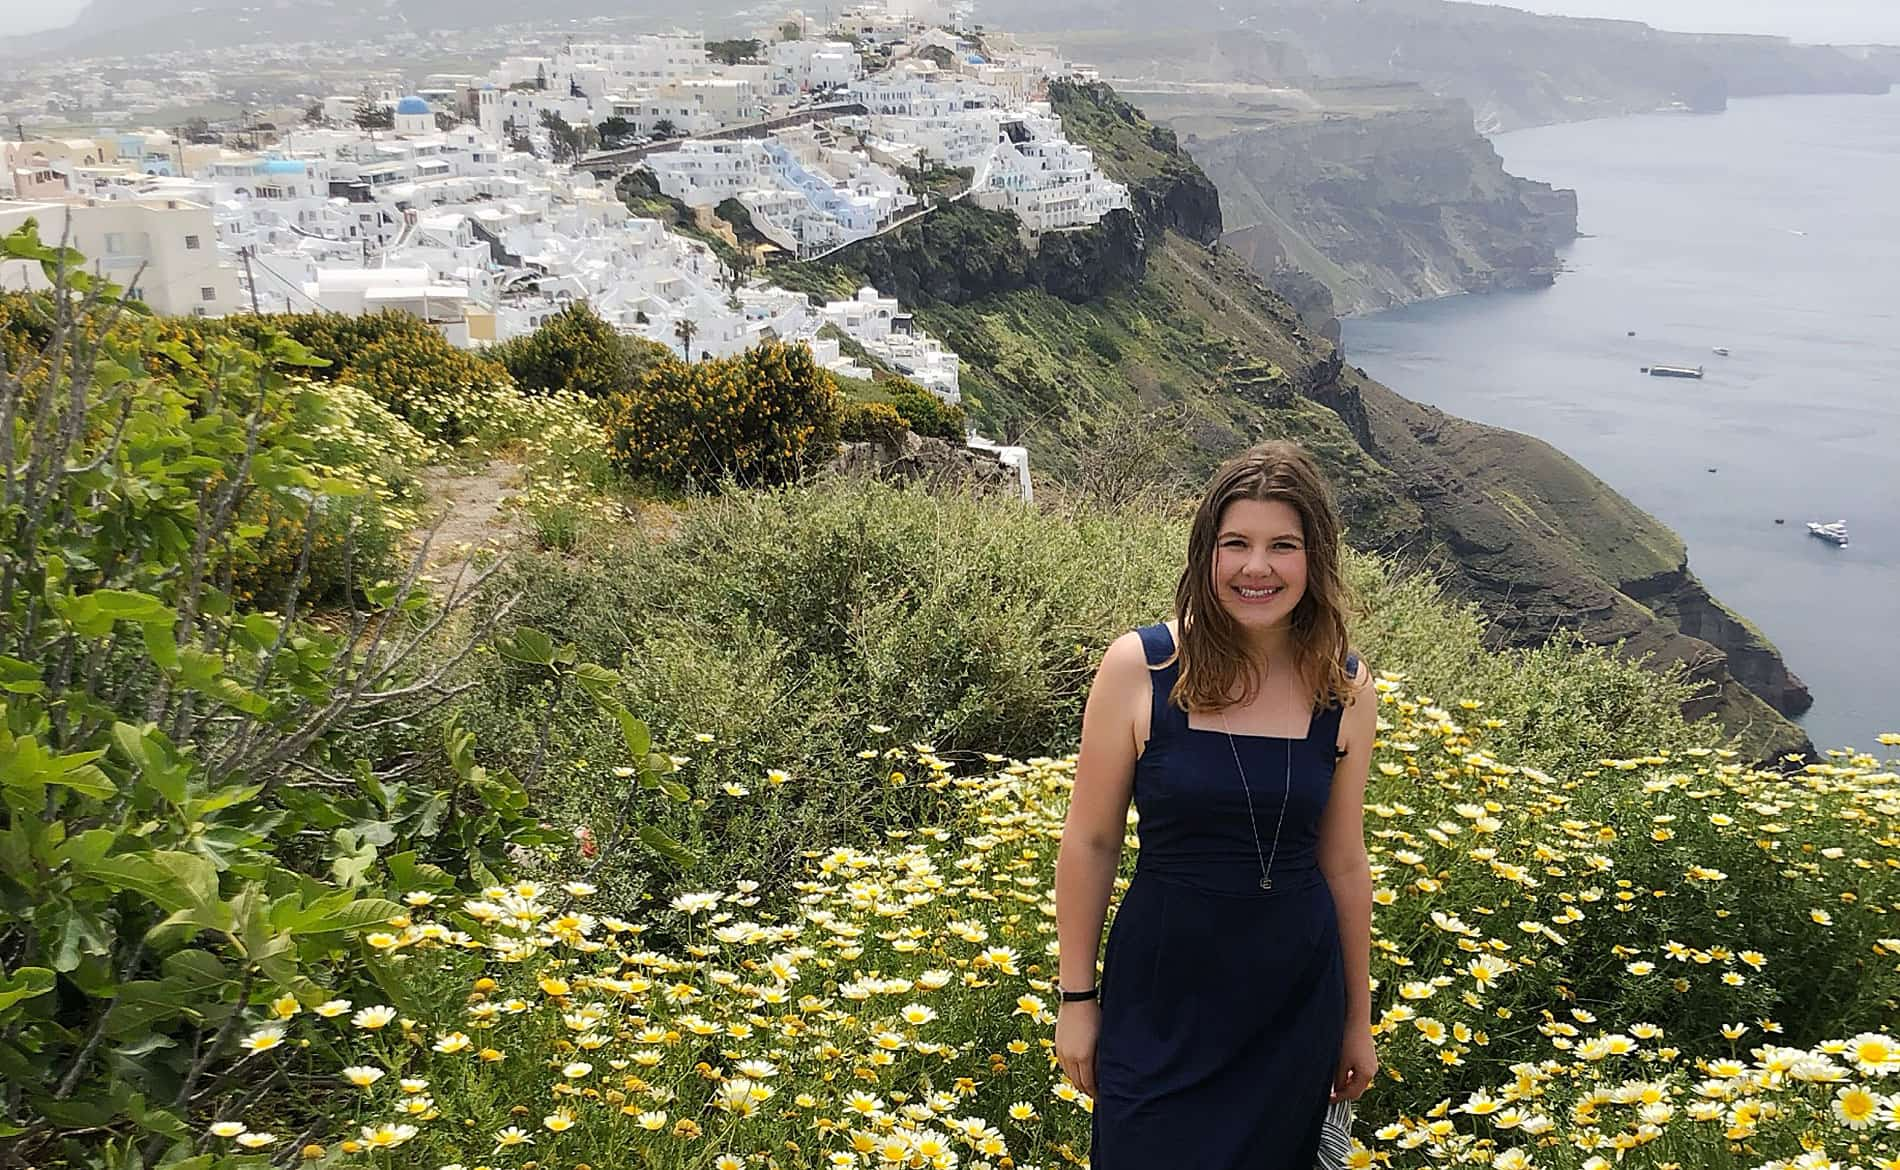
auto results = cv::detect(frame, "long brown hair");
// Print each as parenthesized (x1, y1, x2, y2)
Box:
(1168, 441, 1356, 714)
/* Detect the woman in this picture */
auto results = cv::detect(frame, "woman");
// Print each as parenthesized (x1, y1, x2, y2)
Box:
(1054, 441, 1378, 1169)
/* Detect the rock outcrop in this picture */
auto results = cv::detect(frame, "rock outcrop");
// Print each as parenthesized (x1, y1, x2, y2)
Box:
(831, 433, 1019, 495)
(1160, 83, 1579, 314)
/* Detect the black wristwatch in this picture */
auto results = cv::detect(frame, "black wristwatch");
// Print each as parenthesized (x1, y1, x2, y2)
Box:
(1058, 986, 1099, 1002)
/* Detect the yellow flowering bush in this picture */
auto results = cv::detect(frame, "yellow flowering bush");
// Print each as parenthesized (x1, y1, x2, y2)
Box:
(210, 679, 1900, 1170)
(602, 340, 843, 491)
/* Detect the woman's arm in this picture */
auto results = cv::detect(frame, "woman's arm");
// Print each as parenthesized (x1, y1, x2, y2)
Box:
(1318, 658, 1380, 1100)
(1052, 631, 1145, 1096)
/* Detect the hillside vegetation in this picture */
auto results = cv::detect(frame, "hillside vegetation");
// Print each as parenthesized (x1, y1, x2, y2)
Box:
(784, 79, 1814, 762)
(3, 218, 1897, 1170)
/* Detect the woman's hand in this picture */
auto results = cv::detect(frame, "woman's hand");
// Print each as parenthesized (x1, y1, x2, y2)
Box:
(1331, 1023, 1378, 1102)
(1055, 1000, 1101, 1098)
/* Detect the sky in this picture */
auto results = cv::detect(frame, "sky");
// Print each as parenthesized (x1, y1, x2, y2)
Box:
(1496, 0, 1900, 44)
(4, 0, 1899, 42)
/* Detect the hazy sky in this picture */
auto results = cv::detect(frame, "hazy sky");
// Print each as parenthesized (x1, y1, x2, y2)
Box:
(1498, 1, 1900, 44)
(5, 0, 1899, 42)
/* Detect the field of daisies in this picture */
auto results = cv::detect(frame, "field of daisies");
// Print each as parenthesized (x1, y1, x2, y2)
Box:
(215, 676, 1900, 1170)
(7, 248, 1892, 1170)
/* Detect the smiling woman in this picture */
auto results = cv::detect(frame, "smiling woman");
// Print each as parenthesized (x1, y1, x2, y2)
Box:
(1054, 441, 1379, 1170)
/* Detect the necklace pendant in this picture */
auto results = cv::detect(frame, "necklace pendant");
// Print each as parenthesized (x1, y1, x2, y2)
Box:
(1258, 876, 1274, 891)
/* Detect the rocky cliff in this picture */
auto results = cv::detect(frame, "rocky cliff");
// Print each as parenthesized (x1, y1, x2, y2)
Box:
(786, 80, 1814, 762)
(1138, 81, 1579, 314)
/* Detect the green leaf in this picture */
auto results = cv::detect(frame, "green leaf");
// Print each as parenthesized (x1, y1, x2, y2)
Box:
(572, 662, 622, 706)
(298, 897, 403, 935)
(53, 828, 117, 867)
(88, 590, 174, 624)
(0, 655, 43, 694)
(636, 824, 696, 867)
(616, 710, 652, 761)
(385, 852, 453, 892)
(498, 626, 556, 667)
(141, 620, 180, 671)
(0, 966, 54, 1013)
(85, 852, 218, 913)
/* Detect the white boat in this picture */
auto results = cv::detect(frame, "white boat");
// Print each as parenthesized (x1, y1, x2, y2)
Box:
(1712, 346, 1730, 356)
(1807, 520, 1850, 547)
(1644, 363, 1705, 379)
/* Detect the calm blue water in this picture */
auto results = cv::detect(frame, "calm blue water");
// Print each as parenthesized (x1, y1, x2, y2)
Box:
(1345, 91, 1900, 755)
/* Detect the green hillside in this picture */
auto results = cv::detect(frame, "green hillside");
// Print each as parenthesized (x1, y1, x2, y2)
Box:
(783, 79, 1812, 761)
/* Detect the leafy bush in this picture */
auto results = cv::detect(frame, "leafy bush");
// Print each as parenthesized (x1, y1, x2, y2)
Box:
(885, 379, 966, 439)
(601, 340, 842, 490)
(0, 224, 689, 1160)
(149, 310, 515, 444)
(468, 478, 1731, 908)
(839, 400, 908, 446)
(488, 302, 669, 399)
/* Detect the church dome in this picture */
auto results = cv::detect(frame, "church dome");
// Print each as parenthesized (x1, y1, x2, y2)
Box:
(395, 96, 432, 115)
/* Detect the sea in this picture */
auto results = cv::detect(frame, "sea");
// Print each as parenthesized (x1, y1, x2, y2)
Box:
(1343, 90, 1900, 755)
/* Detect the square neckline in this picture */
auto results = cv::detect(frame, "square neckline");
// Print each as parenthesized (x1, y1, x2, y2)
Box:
(1183, 714, 1315, 742)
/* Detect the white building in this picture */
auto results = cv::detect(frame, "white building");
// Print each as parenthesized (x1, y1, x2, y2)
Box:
(0, 196, 241, 316)
(766, 39, 864, 95)
(609, 78, 760, 138)
(477, 86, 597, 145)
(645, 132, 915, 259)
(559, 36, 708, 93)
(393, 95, 437, 136)
(970, 106, 1130, 233)
(303, 267, 473, 346)
(819, 286, 960, 402)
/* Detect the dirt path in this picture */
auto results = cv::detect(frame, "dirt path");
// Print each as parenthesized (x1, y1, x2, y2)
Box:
(407, 459, 527, 586)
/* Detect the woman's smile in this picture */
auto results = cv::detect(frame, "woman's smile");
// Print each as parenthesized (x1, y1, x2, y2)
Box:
(1232, 583, 1285, 604)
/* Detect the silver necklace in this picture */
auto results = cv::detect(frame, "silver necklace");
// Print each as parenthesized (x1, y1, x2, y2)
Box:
(1218, 711, 1293, 891)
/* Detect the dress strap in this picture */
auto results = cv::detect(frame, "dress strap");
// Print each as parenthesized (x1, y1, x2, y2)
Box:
(1135, 623, 1181, 735)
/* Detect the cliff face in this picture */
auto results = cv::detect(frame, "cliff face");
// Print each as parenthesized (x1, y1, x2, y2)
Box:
(1343, 372, 1813, 758)
(789, 81, 1814, 762)
(1166, 85, 1579, 314)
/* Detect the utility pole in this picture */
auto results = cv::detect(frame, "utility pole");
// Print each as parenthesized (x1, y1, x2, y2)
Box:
(240, 245, 261, 314)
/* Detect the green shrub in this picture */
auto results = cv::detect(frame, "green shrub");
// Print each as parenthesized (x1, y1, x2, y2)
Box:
(601, 339, 842, 490)
(469, 477, 1723, 902)
(488, 301, 667, 399)
(147, 309, 514, 444)
(839, 399, 908, 446)
(0, 223, 691, 1162)
(884, 378, 966, 439)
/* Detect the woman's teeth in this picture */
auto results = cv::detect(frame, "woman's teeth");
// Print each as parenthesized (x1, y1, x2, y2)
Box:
(1236, 586, 1282, 600)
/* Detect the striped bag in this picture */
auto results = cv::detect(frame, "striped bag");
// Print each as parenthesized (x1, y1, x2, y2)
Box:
(1314, 1099, 1355, 1170)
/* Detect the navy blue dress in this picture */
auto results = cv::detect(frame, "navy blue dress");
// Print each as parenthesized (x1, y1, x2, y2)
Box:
(1090, 623, 1351, 1170)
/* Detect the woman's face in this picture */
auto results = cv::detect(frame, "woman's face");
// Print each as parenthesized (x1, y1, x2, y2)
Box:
(1210, 497, 1309, 633)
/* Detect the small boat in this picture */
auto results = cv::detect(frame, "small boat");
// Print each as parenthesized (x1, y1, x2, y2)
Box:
(1712, 346, 1730, 356)
(1807, 520, 1850, 547)
(1644, 363, 1705, 379)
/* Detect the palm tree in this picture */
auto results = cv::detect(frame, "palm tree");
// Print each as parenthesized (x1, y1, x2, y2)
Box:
(673, 318, 698, 361)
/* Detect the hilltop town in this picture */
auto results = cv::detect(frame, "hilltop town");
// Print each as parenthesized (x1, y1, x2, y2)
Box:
(0, 0, 1143, 495)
